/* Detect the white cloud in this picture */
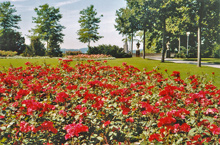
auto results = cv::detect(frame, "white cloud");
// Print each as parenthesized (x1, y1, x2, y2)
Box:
(55, 0, 81, 7)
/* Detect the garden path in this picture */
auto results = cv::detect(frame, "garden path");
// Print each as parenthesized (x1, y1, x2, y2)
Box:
(145, 56, 220, 69)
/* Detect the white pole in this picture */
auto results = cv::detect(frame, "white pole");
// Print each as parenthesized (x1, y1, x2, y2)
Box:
(186, 32, 190, 56)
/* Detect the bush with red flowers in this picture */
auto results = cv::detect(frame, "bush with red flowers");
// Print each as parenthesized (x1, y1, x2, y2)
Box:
(0, 60, 219, 144)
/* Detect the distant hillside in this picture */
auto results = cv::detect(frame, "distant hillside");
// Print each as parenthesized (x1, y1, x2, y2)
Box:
(61, 48, 88, 53)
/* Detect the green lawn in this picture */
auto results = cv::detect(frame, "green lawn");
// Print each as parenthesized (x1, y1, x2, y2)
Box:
(178, 58, 220, 64)
(0, 57, 219, 88)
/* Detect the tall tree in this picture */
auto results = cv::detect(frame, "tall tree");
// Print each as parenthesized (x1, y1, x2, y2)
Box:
(77, 5, 103, 47)
(166, 1, 194, 54)
(149, 0, 177, 62)
(0, 1, 25, 53)
(179, 0, 220, 67)
(125, 0, 154, 59)
(0, 1, 21, 30)
(115, 7, 137, 55)
(31, 4, 65, 57)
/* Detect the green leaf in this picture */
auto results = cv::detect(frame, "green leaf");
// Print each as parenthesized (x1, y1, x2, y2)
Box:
(188, 128, 197, 136)
(97, 136, 103, 141)
(176, 137, 183, 144)
(0, 137, 7, 143)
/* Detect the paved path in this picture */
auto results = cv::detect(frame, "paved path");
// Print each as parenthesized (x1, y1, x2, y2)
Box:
(145, 56, 220, 69)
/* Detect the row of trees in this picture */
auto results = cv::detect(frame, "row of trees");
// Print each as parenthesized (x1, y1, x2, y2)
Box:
(115, 0, 220, 66)
(0, 2, 65, 57)
(0, 2, 104, 57)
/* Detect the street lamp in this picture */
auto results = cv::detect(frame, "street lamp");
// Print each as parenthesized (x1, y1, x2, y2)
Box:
(186, 32, 190, 56)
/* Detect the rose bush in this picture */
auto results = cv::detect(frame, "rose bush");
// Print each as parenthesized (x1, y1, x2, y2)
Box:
(0, 59, 219, 144)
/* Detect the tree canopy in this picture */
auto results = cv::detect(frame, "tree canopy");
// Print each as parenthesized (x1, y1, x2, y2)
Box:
(77, 5, 103, 47)
(115, 0, 220, 65)
(0, 1, 25, 54)
(31, 4, 65, 57)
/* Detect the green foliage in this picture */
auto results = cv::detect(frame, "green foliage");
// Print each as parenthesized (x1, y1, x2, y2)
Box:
(87, 45, 132, 58)
(29, 36, 46, 56)
(0, 1, 21, 30)
(0, 1, 25, 54)
(212, 43, 220, 58)
(65, 51, 82, 56)
(0, 50, 17, 56)
(119, 0, 219, 59)
(77, 5, 103, 47)
(0, 30, 25, 54)
(22, 45, 35, 57)
(31, 4, 65, 57)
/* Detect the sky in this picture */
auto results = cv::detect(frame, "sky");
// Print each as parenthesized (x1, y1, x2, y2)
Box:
(1, 0, 127, 49)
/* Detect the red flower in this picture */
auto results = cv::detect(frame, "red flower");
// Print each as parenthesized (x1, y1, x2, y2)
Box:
(39, 121, 58, 134)
(180, 123, 191, 132)
(120, 105, 130, 115)
(208, 124, 220, 135)
(55, 92, 69, 103)
(104, 120, 111, 127)
(171, 71, 180, 78)
(64, 122, 89, 140)
(149, 133, 163, 142)
(126, 117, 134, 123)
(158, 116, 176, 127)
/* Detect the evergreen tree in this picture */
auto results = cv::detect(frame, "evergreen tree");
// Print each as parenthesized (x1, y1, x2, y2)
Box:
(77, 5, 103, 47)
(31, 4, 65, 57)
(0, 1, 25, 54)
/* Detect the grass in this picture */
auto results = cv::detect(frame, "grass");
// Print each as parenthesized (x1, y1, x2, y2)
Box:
(177, 58, 220, 64)
(0, 58, 60, 69)
(0, 57, 219, 88)
(107, 58, 220, 88)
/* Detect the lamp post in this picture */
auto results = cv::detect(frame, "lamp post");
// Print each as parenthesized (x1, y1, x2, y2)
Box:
(186, 32, 190, 56)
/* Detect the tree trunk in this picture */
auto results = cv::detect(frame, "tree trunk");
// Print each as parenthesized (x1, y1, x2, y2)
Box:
(161, 18, 166, 62)
(88, 40, 90, 47)
(197, 26, 201, 67)
(178, 35, 181, 53)
(131, 32, 133, 57)
(143, 29, 146, 59)
(197, 0, 204, 67)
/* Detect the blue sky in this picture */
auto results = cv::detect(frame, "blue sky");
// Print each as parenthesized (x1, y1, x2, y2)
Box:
(1, 0, 127, 49)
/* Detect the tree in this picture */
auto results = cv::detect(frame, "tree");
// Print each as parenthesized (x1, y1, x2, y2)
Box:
(124, 0, 154, 59)
(115, 7, 138, 55)
(31, 4, 65, 57)
(177, 0, 220, 67)
(166, 1, 194, 54)
(0, 1, 21, 30)
(77, 5, 103, 47)
(0, 1, 25, 54)
(29, 35, 46, 56)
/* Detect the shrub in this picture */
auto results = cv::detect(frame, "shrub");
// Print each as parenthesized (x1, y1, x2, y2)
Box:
(88, 44, 132, 58)
(0, 50, 17, 57)
(174, 52, 186, 58)
(65, 51, 82, 56)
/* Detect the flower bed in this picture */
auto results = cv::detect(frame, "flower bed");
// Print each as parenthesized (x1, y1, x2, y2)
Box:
(66, 54, 115, 61)
(0, 60, 219, 144)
